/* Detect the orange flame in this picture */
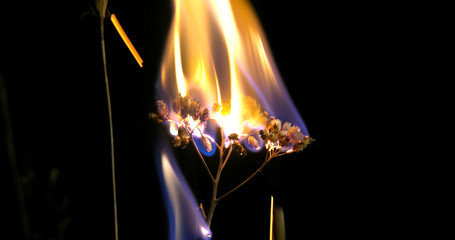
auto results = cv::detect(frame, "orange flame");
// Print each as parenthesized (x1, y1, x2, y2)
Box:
(159, 0, 306, 139)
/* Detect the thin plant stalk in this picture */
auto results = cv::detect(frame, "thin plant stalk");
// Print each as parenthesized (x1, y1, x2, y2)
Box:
(100, 12, 119, 240)
(204, 147, 272, 227)
(189, 126, 277, 228)
(1, 74, 31, 239)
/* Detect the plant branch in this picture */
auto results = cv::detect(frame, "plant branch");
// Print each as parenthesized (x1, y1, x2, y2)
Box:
(100, 16, 118, 240)
(216, 155, 272, 202)
(205, 145, 224, 227)
(274, 151, 290, 158)
(189, 121, 203, 135)
(221, 145, 233, 170)
(188, 130, 215, 181)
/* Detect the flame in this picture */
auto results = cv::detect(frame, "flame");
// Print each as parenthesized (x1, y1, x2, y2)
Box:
(157, 0, 307, 142)
(158, 149, 212, 239)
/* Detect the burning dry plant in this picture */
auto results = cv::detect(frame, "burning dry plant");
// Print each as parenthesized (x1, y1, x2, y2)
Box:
(152, 0, 316, 237)
(151, 94, 313, 228)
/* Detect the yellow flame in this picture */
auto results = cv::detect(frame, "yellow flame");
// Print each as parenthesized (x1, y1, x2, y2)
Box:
(161, 0, 282, 137)
(174, 31, 186, 96)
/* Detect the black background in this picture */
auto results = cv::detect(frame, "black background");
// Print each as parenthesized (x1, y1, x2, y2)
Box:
(0, 0, 421, 239)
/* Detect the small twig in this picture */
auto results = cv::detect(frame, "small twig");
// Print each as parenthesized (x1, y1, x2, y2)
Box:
(221, 145, 233, 170)
(215, 141, 222, 150)
(205, 143, 225, 227)
(205, 136, 278, 226)
(274, 151, 289, 158)
(200, 203, 207, 220)
(188, 130, 215, 181)
(216, 155, 271, 202)
(189, 121, 204, 135)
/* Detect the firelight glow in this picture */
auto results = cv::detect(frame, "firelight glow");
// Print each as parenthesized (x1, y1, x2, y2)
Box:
(156, 0, 308, 146)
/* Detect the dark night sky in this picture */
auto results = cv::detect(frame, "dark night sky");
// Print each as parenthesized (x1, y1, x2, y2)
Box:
(0, 0, 425, 239)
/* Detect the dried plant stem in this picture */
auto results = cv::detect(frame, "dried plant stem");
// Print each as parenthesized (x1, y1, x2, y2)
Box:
(100, 17, 119, 240)
(205, 147, 224, 228)
(190, 133, 215, 181)
(217, 155, 272, 202)
(189, 126, 278, 228)
(221, 146, 233, 170)
(1, 74, 31, 239)
(204, 145, 273, 227)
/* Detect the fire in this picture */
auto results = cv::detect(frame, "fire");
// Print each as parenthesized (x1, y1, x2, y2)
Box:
(154, 2, 312, 235)
(157, 0, 307, 144)
(158, 150, 212, 239)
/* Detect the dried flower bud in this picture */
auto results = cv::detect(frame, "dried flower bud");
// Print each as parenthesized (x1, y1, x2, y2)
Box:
(172, 97, 182, 115)
(95, 0, 108, 19)
(200, 135, 213, 153)
(173, 135, 182, 148)
(232, 142, 247, 157)
(200, 108, 210, 122)
(293, 141, 305, 152)
(292, 136, 314, 152)
(180, 128, 190, 148)
(172, 94, 188, 118)
(149, 113, 163, 123)
(172, 94, 203, 120)
(173, 127, 190, 148)
(267, 118, 282, 135)
(281, 122, 291, 132)
(287, 126, 304, 144)
(278, 130, 288, 139)
(279, 136, 290, 147)
(259, 129, 277, 142)
(247, 136, 260, 150)
(180, 104, 189, 119)
(228, 133, 239, 141)
(303, 136, 315, 146)
(188, 99, 201, 120)
(259, 129, 268, 140)
(156, 100, 169, 121)
(268, 133, 277, 143)
(150, 100, 170, 123)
